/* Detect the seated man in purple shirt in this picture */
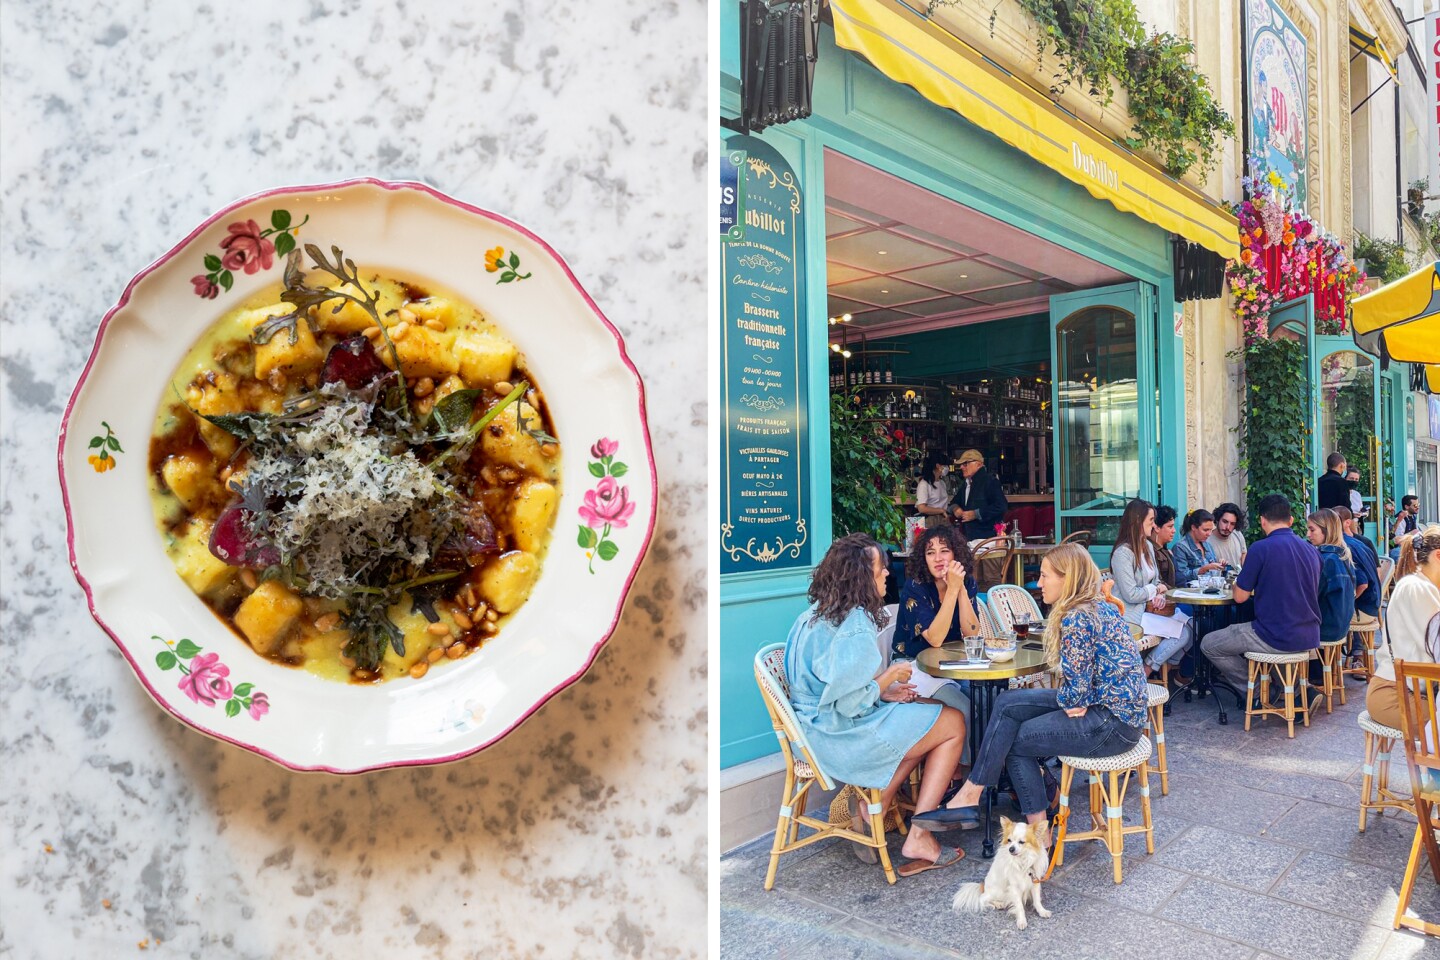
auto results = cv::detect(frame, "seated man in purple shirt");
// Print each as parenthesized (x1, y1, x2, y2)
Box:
(1199, 494, 1321, 697)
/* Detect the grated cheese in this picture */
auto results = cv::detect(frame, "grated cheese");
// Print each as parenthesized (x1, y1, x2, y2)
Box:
(241, 384, 460, 596)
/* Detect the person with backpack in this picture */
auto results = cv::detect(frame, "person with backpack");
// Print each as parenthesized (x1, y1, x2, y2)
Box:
(1306, 509, 1356, 647)
(1368, 525, 1440, 730)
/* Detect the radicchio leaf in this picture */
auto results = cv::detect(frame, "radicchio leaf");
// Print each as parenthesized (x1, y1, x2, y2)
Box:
(208, 503, 281, 568)
(321, 335, 390, 389)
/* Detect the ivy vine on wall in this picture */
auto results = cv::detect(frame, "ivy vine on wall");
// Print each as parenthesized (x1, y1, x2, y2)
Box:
(1235, 337, 1309, 538)
(933, 0, 1234, 177)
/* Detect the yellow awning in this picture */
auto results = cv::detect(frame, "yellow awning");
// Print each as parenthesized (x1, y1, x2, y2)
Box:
(1424, 364, 1440, 394)
(829, 0, 1240, 259)
(1350, 22, 1399, 82)
(1351, 262, 1440, 363)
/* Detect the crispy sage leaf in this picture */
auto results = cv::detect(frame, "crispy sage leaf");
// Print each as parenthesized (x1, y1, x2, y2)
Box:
(200, 411, 274, 440)
(430, 389, 481, 435)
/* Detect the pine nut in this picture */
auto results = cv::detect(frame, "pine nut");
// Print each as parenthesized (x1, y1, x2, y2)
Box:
(426, 647, 445, 664)
(219, 465, 233, 482)
(398, 307, 416, 325)
(494, 380, 514, 396)
(485, 608, 498, 622)
(481, 621, 498, 635)
(339, 654, 356, 668)
(445, 642, 466, 659)
(314, 613, 341, 632)
(541, 442, 558, 457)
(413, 377, 435, 398)
(409, 660, 429, 679)
(240, 569, 258, 590)
(415, 396, 435, 416)
(424, 318, 445, 331)
(452, 610, 473, 630)
(363, 325, 381, 338)
(390, 321, 411, 340)
(427, 621, 450, 636)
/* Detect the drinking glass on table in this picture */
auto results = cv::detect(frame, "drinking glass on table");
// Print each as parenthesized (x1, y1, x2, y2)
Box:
(964, 634, 985, 663)
(1013, 617, 1031, 639)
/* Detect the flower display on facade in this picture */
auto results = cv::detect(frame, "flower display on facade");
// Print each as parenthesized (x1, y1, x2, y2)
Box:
(1226, 159, 1365, 343)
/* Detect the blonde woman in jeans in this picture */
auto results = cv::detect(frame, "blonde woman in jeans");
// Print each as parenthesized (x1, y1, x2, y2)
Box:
(913, 542, 1147, 832)
(1368, 526, 1440, 729)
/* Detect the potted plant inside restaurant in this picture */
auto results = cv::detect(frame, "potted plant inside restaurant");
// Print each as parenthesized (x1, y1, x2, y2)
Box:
(829, 392, 908, 545)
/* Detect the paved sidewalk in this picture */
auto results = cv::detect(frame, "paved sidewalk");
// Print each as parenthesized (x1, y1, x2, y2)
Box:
(721, 680, 1440, 959)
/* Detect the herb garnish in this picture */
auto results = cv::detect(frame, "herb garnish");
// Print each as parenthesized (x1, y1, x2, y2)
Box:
(199, 246, 535, 673)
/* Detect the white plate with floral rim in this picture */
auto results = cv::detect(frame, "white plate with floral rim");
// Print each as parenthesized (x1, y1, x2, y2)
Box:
(59, 179, 656, 773)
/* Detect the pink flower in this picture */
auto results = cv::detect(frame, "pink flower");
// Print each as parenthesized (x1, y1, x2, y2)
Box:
(579, 476, 636, 529)
(589, 438, 618, 459)
(191, 274, 219, 299)
(178, 652, 233, 707)
(218, 220, 275, 275)
(248, 691, 270, 720)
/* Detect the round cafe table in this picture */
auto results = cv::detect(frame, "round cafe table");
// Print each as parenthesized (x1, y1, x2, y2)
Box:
(1168, 587, 1245, 724)
(917, 642, 1051, 858)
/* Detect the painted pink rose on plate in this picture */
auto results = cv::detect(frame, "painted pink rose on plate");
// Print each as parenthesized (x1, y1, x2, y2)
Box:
(219, 219, 276, 275)
(190, 275, 219, 299)
(580, 476, 636, 529)
(577, 438, 635, 573)
(179, 651, 234, 707)
(248, 691, 270, 720)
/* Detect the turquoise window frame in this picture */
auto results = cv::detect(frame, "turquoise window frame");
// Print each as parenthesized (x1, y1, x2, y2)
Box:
(719, 7, 1182, 769)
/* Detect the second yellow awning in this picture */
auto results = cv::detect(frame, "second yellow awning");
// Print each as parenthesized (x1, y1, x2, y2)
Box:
(1352, 262, 1440, 363)
(829, 0, 1240, 259)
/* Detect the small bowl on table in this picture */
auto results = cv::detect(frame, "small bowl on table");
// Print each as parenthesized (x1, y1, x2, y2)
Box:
(986, 633, 1018, 663)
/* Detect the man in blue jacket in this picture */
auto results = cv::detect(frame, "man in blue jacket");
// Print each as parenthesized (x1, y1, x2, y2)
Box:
(1200, 495, 1320, 694)
(947, 449, 1008, 541)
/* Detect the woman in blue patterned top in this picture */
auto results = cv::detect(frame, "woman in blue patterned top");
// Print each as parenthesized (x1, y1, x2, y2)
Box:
(914, 543, 1147, 832)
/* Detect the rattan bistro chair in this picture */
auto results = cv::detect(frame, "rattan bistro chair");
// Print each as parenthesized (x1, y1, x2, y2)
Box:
(1053, 737, 1155, 884)
(985, 584, 1044, 635)
(972, 538, 1016, 594)
(1357, 710, 1414, 832)
(1391, 659, 1440, 936)
(753, 644, 898, 889)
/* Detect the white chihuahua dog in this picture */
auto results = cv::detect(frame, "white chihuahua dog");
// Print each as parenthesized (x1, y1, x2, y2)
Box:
(951, 817, 1052, 929)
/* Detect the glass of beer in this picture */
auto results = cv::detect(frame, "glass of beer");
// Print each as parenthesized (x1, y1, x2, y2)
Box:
(1013, 617, 1031, 639)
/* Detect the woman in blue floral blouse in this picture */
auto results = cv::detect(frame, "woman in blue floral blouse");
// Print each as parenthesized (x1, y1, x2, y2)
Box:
(914, 543, 1147, 832)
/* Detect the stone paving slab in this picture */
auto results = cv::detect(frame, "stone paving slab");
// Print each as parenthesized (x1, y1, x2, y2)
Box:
(722, 691, 1440, 959)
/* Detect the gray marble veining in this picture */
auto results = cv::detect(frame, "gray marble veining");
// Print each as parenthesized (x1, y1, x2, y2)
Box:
(0, 2, 707, 957)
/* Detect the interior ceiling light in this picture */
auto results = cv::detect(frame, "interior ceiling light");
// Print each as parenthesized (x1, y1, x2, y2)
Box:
(830, 342, 840, 352)
(841, 349, 851, 358)
(842, 313, 852, 321)
(880, 289, 889, 294)
(877, 250, 887, 255)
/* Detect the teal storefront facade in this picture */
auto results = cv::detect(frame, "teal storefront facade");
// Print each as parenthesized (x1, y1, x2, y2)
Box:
(719, 6, 1193, 770)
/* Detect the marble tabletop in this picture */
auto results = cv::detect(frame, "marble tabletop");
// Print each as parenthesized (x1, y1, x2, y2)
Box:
(0, 3, 706, 957)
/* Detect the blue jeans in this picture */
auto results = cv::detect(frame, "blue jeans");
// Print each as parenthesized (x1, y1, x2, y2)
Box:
(968, 688, 1144, 816)
(1145, 621, 1194, 672)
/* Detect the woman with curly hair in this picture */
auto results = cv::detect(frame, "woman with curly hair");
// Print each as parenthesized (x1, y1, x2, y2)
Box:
(784, 533, 968, 876)
(894, 524, 982, 660)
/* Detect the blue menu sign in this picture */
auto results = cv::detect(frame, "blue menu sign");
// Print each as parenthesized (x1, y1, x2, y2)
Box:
(720, 147, 745, 241)
(720, 135, 810, 574)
